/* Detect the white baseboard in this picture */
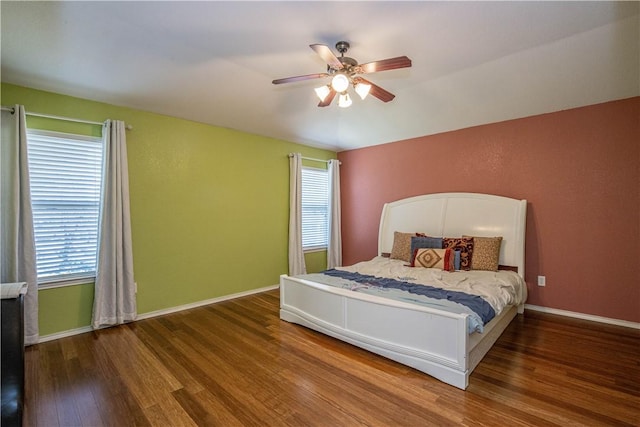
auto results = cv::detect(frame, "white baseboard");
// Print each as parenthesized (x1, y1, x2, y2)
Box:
(38, 326, 94, 343)
(37, 284, 280, 343)
(136, 284, 279, 321)
(525, 304, 640, 330)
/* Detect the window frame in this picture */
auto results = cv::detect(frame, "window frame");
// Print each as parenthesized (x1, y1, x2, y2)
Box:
(26, 129, 104, 288)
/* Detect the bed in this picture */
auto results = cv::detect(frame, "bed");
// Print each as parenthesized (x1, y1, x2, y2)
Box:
(280, 192, 527, 389)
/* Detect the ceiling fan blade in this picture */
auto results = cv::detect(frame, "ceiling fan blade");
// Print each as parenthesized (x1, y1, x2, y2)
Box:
(272, 73, 329, 85)
(310, 44, 343, 70)
(318, 89, 337, 107)
(358, 56, 412, 74)
(355, 77, 395, 103)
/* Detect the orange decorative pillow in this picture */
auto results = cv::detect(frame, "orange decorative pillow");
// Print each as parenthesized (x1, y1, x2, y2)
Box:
(411, 248, 455, 271)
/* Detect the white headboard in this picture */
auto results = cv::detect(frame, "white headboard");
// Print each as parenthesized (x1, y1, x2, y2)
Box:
(378, 193, 527, 277)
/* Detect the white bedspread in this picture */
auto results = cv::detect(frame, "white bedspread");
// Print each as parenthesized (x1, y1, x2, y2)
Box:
(337, 256, 527, 317)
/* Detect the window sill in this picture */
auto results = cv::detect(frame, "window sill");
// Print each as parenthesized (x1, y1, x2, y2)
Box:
(303, 247, 327, 254)
(38, 277, 96, 290)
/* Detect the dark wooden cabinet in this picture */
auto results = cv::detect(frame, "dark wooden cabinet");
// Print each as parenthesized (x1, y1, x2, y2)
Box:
(1, 288, 25, 427)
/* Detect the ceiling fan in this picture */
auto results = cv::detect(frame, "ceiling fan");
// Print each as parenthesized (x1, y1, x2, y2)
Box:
(272, 41, 412, 108)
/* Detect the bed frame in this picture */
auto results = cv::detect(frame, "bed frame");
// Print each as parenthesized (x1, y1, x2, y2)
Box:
(280, 192, 527, 389)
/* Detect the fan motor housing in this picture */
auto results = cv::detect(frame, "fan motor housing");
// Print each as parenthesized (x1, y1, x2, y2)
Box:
(339, 56, 358, 67)
(328, 56, 358, 75)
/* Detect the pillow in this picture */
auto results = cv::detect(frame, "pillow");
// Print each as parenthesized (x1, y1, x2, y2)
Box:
(442, 237, 474, 270)
(411, 248, 455, 271)
(409, 236, 443, 264)
(464, 236, 503, 271)
(454, 250, 461, 271)
(390, 231, 426, 262)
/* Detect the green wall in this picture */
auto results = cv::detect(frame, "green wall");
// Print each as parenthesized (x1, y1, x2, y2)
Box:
(1, 83, 336, 336)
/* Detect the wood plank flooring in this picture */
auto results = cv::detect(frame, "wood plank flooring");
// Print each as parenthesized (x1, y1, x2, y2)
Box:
(24, 290, 639, 426)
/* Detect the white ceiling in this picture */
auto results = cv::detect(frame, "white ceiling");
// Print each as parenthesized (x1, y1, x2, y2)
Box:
(2, 1, 638, 152)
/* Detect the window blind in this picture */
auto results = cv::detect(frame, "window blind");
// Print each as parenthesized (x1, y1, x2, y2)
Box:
(27, 130, 103, 284)
(301, 167, 329, 250)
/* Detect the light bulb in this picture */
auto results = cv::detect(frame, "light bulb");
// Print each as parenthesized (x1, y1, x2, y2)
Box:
(338, 93, 352, 108)
(355, 82, 371, 100)
(331, 74, 349, 93)
(314, 85, 331, 102)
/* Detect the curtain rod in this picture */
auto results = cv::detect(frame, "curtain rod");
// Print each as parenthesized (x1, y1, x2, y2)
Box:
(288, 153, 340, 164)
(1, 105, 133, 130)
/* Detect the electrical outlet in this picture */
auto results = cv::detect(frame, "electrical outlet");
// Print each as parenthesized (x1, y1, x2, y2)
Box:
(537, 276, 546, 287)
(134, 282, 138, 293)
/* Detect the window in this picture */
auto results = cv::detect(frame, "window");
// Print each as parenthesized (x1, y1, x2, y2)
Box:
(27, 130, 103, 286)
(301, 166, 329, 250)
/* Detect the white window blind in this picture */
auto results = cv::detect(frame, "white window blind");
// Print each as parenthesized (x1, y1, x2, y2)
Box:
(301, 167, 329, 250)
(27, 130, 103, 285)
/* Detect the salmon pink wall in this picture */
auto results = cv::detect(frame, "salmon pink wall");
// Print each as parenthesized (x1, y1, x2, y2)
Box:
(338, 97, 639, 323)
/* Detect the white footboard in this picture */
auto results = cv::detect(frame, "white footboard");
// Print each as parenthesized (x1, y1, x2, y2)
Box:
(279, 274, 472, 389)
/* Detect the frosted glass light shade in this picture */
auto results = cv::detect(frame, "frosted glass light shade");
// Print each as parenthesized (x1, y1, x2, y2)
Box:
(314, 85, 331, 102)
(355, 82, 371, 100)
(331, 74, 349, 93)
(338, 93, 352, 108)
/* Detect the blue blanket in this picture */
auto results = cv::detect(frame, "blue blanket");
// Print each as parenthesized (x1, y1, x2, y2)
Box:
(322, 269, 496, 325)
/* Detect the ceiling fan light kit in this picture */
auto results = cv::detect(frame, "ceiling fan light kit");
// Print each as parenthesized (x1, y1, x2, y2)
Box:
(338, 93, 353, 108)
(273, 41, 411, 108)
(330, 73, 350, 93)
(354, 82, 371, 100)
(314, 85, 331, 102)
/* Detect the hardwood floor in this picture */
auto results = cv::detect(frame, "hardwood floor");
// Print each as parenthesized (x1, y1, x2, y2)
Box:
(24, 290, 639, 426)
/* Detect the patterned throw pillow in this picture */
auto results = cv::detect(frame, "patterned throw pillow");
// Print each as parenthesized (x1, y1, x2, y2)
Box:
(443, 237, 474, 270)
(411, 248, 455, 271)
(465, 236, 503, 271)
(390, 231, 426, 262)
(409, 236, 443, 265)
